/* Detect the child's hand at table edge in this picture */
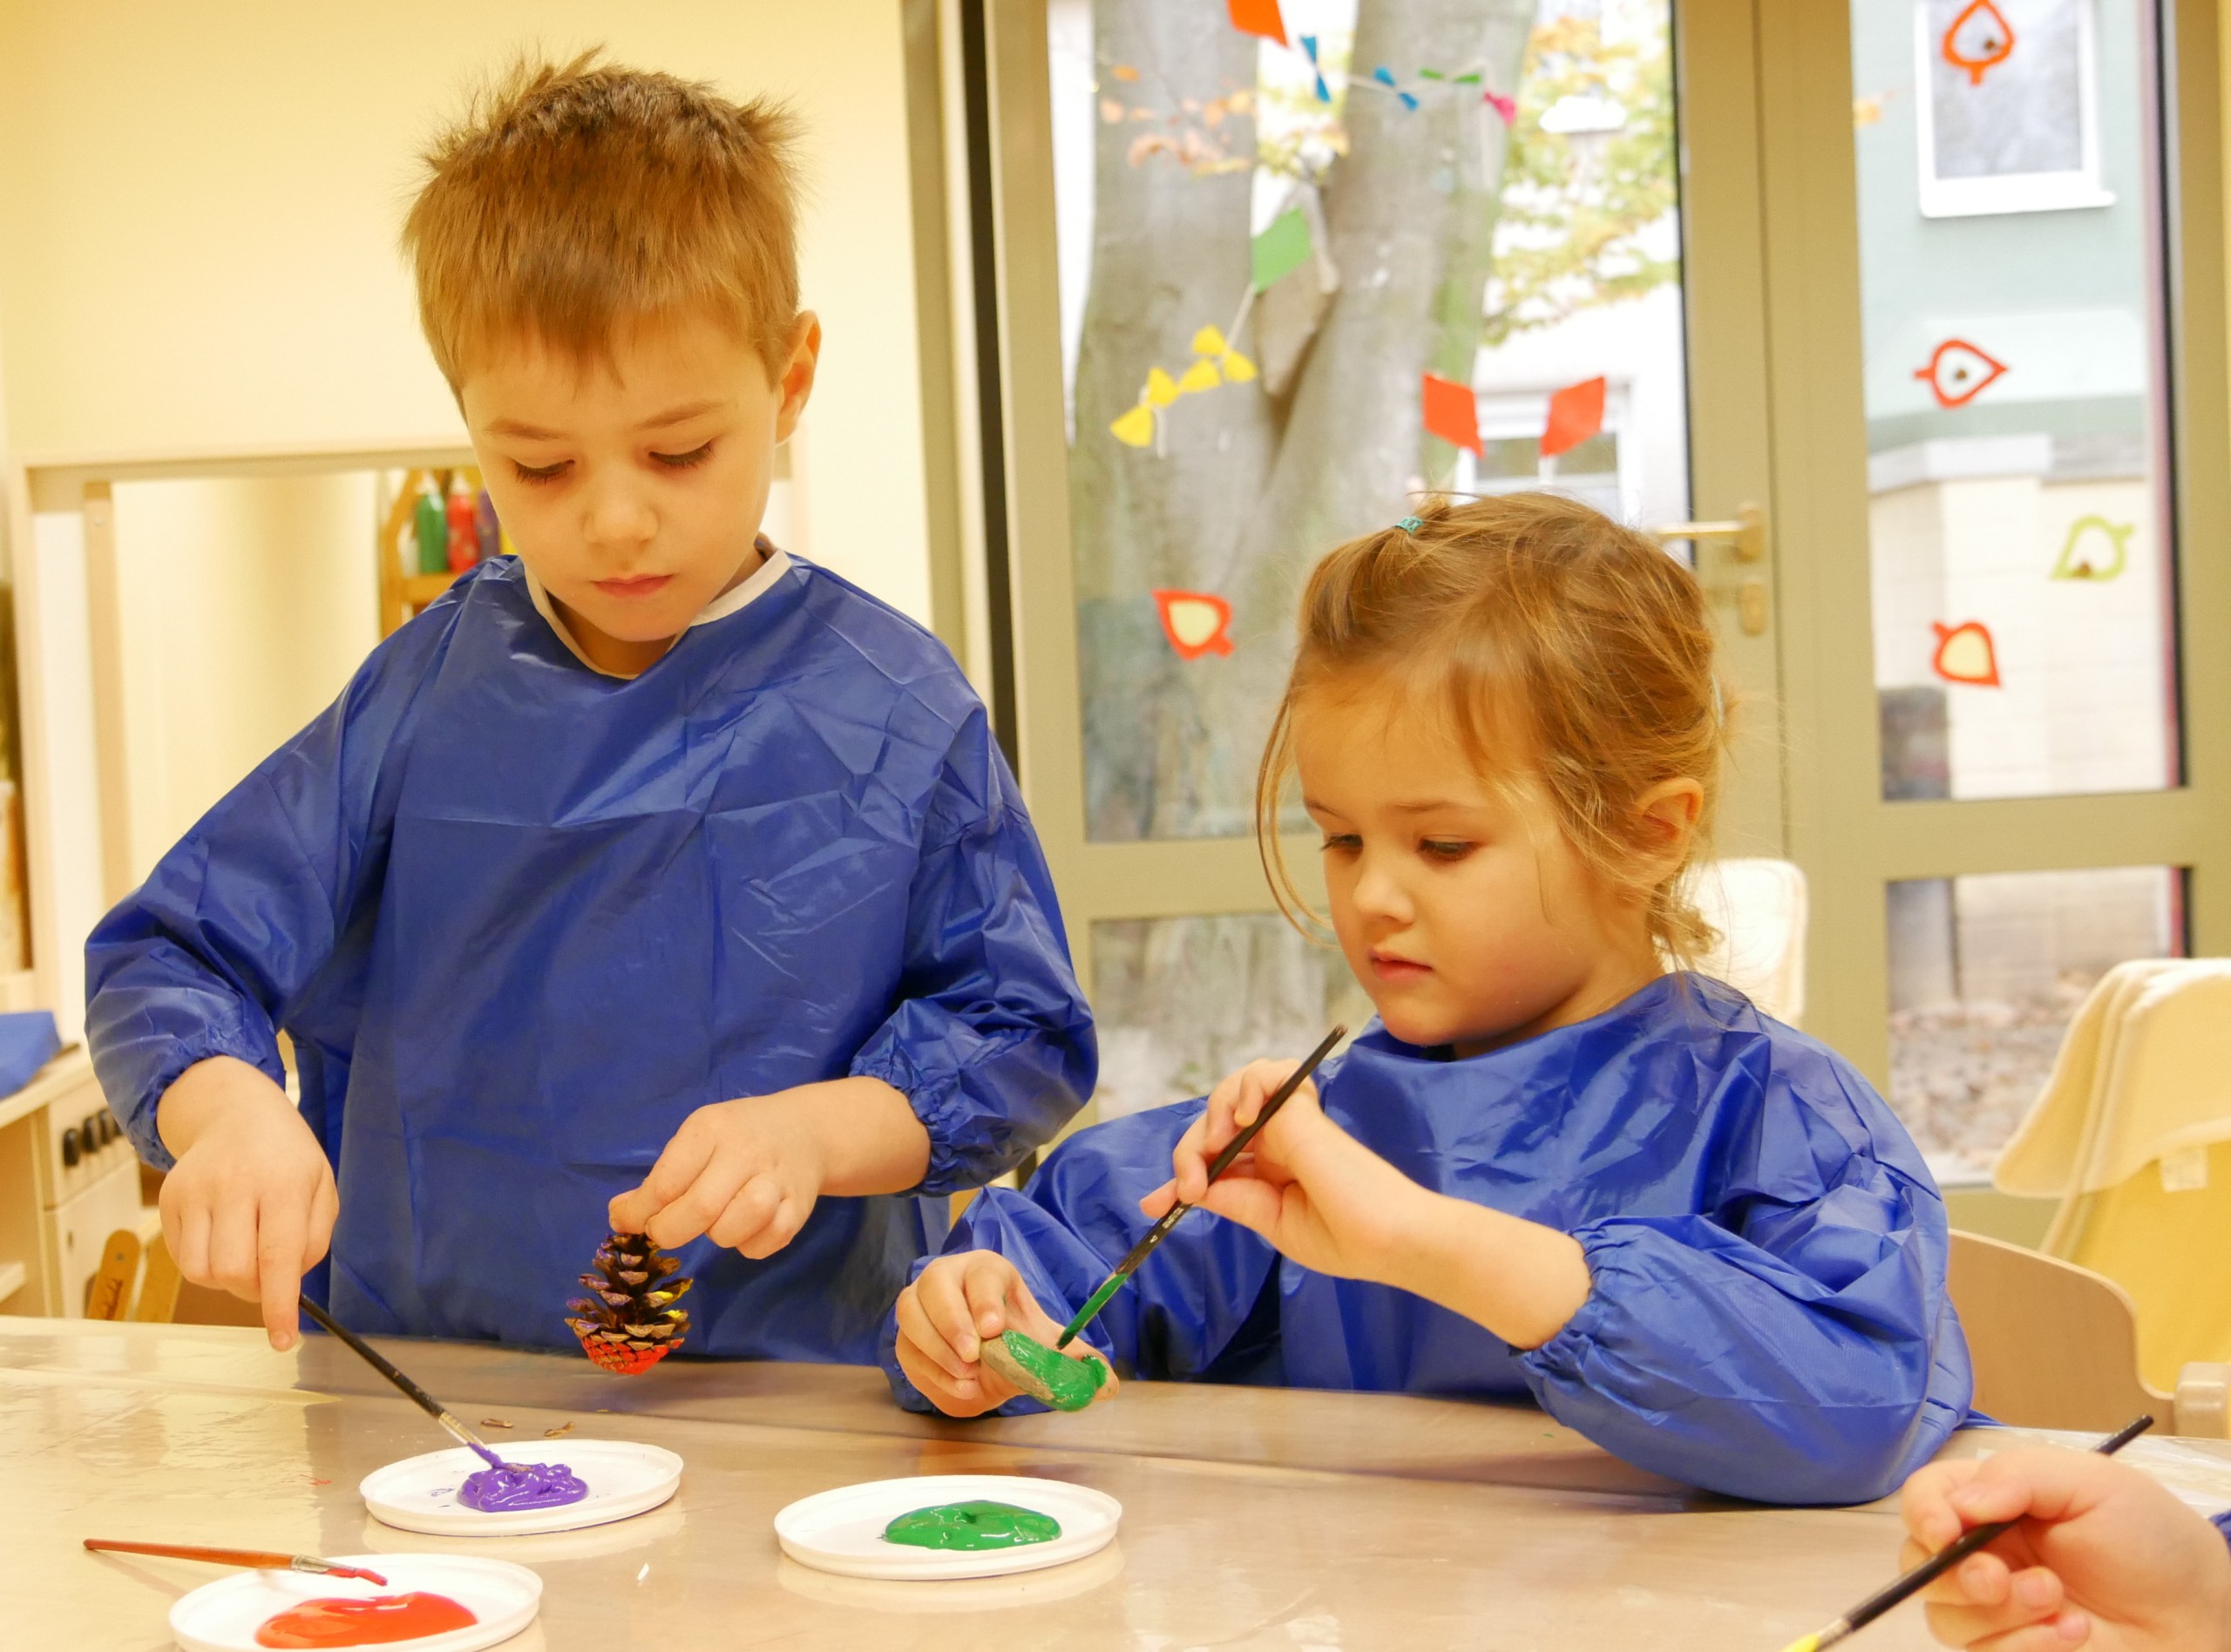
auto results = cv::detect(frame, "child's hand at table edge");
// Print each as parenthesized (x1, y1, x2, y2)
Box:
(155, 1055, 338, 1352)
(1142, 1057, 1592, 1351)
(609, 1076, 931, 1258)
(894, 1249, 1118, 1418)
(1899, 1446, 2231, 1651)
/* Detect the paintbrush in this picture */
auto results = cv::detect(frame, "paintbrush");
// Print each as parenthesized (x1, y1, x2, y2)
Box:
(1776, 1413, 2154, 1652)
(84, 1539, 388, 1586)
(1054, 1024, 1346, 1351)
(297, 1297, 512, 1471)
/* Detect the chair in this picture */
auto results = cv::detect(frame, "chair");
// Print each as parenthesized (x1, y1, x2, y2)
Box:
(1686, 857, 1807, 1025)
(1949, 1229, 2228, 1436)
(1993, 959, 2231, 1391)
(82, 1227, 181, 1324)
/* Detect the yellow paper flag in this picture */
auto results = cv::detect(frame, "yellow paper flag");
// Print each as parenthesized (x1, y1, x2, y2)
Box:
(1177, 358, 1223, 395)
(1220, 349, 1258, 383)
(1145, 367, 1181, 408)
(1109, 403, 1157, 447)
(1191, 324, 1230, 356)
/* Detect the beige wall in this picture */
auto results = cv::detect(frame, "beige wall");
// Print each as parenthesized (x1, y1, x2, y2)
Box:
(0, 0, 932, 620)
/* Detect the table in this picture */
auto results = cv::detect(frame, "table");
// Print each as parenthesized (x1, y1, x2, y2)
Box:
(8, 1320, 2228, 1650)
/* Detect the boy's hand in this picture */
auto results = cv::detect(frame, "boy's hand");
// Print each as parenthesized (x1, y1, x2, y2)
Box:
(156, 1056, 337, 1352)
(609, 1094, 826, 1257)
(1140, 1059, 1421, 1283)
(1900, 1447, 2231, 1649)
(892, 1249, 1116, 1418)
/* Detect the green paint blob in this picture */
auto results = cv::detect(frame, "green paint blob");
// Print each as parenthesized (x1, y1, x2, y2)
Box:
(980, 1330, 1109, 1412)
(881, 1500, 1062, 1551)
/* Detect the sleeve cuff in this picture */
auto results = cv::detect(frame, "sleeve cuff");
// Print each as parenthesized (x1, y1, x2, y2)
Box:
(108, 1025, 288, 1174)
(851, 1039, 997, 1197)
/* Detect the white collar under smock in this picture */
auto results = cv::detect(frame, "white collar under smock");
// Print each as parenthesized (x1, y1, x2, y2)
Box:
(520, 542, 792, 679)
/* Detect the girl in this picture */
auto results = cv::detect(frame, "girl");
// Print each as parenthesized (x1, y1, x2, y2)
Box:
(884, 493, 1972, 1506)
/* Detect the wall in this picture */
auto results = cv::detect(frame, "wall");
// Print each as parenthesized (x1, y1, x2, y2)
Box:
(0, 0, 932, 621)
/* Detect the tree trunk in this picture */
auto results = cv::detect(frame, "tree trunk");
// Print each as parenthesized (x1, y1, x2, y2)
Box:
(1069, 3, 1273, 841)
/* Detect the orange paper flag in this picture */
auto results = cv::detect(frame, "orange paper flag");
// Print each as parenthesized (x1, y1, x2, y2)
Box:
(1153, 590, 1235, 660)
(1227, 0, 1287, 46)
(1541, 376, 1607, 458)
(1420, 372, 1482, 457)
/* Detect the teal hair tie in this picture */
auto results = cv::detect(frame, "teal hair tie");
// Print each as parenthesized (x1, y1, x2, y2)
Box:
(1395, 515, 1423, 533)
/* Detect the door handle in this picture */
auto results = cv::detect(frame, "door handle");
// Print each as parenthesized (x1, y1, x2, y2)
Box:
(1651, 501, 1766, 563)
(1652, 502, 1769, 636)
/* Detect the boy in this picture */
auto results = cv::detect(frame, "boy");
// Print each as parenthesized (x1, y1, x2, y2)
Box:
(86, 55, 1093, 1364)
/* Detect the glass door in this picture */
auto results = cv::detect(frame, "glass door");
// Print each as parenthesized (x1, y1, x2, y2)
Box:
(1755, 0, 2229, 1185)
(974, 0, 1785, 1125)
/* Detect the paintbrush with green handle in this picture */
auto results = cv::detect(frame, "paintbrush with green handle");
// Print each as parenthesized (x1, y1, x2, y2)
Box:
(1775, 1413, 2154, 1652)
(1054, 1024, 1346, 1351)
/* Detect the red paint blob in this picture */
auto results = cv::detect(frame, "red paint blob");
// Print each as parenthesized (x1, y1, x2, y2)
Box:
(254, 1592, 478, 1648)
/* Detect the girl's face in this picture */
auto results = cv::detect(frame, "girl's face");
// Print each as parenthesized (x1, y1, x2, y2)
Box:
(1295, 679, 1680, 1057)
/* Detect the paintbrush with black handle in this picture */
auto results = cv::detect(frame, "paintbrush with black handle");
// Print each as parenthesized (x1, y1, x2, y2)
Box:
(1054, 1023, 1346, 1351)
(297, 1297, 512, 1470)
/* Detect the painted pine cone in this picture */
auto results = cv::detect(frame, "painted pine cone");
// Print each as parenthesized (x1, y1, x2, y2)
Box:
(566, 1231, 692, 1377)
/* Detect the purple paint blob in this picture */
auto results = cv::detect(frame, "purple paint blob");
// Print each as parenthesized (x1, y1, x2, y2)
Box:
(457, 1459, 589, 1513)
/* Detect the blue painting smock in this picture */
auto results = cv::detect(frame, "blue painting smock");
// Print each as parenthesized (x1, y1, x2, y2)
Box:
(885, 976, 1970, 1505)
(87, 551, 1095, 1364)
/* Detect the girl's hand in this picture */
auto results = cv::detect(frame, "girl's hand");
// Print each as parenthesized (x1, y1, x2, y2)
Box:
(1899, 1448, 2231, 1649)
(893, 1250, 1117, 1418)
(1140, 1059, 1425, 1284)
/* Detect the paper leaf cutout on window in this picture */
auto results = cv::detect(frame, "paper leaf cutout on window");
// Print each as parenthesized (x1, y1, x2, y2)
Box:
(1931, 620, 2002, 687)
(1154, 590, 1236, 660)
(1943, 0, 2017, 86)
(1913, 338, 2008, 409)
(2051, 516, 2134, 581)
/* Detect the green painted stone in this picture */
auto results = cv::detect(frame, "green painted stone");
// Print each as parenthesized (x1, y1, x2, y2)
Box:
(978, 1330, 1108, 1412)
(881, 1500, 1062, 1551)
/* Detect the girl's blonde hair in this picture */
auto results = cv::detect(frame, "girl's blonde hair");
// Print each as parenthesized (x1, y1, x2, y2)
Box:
(1256, 491, 1727, 965)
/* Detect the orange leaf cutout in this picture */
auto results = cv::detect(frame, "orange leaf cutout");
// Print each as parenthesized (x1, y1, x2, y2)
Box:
(1153, 590, 1235, 660)
(1931, 620, 2002, 687)
(1943, 0, 2017, 86)
(1913, 338, 2008, 410)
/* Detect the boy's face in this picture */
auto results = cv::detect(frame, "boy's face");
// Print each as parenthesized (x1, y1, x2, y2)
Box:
(460, 308, 819, 674)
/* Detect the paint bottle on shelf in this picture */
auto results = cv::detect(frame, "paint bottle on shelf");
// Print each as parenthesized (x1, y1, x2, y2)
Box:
(413, 487, 448, 576)
(445, 484, 479, 572)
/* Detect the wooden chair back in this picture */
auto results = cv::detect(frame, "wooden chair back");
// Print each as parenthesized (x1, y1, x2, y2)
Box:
(1948, 1229, 2229, 1434)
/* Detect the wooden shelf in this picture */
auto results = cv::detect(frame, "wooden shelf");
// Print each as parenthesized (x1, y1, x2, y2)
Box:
(400, 572, 459, 607)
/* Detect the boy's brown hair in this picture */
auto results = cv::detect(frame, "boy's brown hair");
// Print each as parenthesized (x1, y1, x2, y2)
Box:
(403, 51, 802, 387)
(1258, 491, 1728, 965)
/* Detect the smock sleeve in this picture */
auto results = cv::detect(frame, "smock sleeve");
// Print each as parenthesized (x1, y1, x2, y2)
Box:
(880, 1101, 1280, 1413)
(85, 623, 436, 1171)
(847, 715, 1094, 1195)
(1517, 1073, 1971, 1506)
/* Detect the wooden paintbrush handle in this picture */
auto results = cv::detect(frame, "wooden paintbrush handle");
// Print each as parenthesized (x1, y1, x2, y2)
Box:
(83, 1540, 387, 1585)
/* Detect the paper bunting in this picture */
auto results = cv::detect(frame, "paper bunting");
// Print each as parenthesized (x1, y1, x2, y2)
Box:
(1155, 590, 1236, 660)
(1110, 405, 1157, 448)
(1360, 64, 1505, 116)
(1109, 328, 1261, 451)
(2051, 515, 2134, 581)
(1913, 338, 2007, 409)
(1541, 376, 1608, 458)
(1299, 36, 1331, 103)
(1373, 65, 1420, 112)
(1227, 0, 1286, 46)
(1943, 0, 2016, 86)
(1930, 620, 2002, 687)
(1421, 372, 1482, 456)
(1252, 209, 1313, 292)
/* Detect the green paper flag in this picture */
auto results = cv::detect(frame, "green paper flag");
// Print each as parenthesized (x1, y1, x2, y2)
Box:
(1251, 209, 1312, 293)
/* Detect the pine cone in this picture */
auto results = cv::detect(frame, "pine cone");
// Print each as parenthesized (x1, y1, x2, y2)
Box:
(566, 1231, 692, 1376)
